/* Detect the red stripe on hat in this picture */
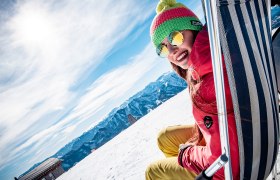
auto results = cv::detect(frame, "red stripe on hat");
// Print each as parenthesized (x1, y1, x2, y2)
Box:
(151, 7, 197, 34)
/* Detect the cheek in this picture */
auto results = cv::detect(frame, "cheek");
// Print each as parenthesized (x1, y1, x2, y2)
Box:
(181, 41, 193, 50)
(167, 55, 176, 64)
(182, 35, 195, 50)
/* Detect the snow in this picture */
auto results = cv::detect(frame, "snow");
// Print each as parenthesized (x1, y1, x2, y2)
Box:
(57, 89, 280, 180)
(58, 89, 195, 180)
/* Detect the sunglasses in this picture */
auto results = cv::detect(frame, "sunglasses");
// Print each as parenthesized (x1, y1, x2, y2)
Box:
(156, 31, 184, 58)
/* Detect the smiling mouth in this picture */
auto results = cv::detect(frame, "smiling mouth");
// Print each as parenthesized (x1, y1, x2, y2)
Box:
(176, 51, 188, 62)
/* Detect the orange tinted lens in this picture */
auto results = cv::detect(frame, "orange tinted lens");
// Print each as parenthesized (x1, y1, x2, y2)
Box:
(169, 31, 183, 46)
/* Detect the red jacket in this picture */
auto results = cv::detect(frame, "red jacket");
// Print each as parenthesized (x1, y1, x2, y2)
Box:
(180, 27, 240, 179)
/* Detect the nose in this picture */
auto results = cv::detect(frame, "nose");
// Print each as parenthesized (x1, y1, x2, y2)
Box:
(167, 43, 178, 55)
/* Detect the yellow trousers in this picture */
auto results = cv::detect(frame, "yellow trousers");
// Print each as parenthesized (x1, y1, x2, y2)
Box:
(145, 125, 197, 180)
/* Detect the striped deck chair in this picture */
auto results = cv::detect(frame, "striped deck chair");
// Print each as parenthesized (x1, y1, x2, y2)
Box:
(198, 0, 280, 179)
(273, 28, 280, 94)
(271, 26, 280, 179)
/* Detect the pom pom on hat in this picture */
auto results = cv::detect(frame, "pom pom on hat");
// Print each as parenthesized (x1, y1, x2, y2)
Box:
(150, 0, 202, 48)
(156, 0, 185, 14)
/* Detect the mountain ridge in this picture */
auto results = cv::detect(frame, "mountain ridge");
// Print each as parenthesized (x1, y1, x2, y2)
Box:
(19, 71, 187, 177)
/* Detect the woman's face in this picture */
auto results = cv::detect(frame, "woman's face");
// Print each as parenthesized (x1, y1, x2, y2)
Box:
(162, 30, 196, 69)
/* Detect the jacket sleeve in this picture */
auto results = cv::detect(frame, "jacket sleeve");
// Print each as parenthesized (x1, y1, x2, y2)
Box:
(179, 145, 212, 174)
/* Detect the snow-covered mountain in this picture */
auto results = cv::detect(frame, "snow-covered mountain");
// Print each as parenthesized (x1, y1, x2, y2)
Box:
(56, 90, 280, 180)
(57, 89, 195, 180)
(52, 71, 187, 171)
(272, 5, 280, 29)
(16, 71, 187, 176)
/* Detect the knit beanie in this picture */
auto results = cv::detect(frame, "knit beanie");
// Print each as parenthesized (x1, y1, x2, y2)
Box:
(150, 0, 202, 48)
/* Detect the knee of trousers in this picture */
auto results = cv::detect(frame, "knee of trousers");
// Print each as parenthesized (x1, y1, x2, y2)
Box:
(145, 162, 157, 180)
(145, 161, 165, 180)
(157, 128, 168, 150)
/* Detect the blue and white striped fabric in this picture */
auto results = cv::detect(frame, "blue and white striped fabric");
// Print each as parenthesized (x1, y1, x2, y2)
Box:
(272, 28, 280, 93)
(216, 0, 279, 179)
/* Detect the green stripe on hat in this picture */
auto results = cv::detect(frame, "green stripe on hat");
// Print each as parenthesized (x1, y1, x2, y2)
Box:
(152, 17, 202, 47)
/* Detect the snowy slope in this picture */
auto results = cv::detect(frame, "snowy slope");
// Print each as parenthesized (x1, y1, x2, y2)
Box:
(50, 71, 187, 172)
(57, 89, 279, 180)
(58, 89, 195, 180)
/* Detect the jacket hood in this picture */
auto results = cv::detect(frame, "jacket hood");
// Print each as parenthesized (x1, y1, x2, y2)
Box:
(187, 26, 213, 80)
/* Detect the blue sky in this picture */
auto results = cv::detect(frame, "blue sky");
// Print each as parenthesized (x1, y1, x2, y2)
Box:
(0, 0, 203, 179)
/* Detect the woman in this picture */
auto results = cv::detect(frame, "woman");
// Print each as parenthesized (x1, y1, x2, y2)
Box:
(145, 0, 240, 179)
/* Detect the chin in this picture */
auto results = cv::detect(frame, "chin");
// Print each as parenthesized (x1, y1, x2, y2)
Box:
(179, 64, 188, 70)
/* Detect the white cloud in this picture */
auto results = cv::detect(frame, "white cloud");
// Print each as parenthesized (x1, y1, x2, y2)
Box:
(0, 0, 158, 174)
(62, 125, 77, 134)
(70, 43, 171, 128)
(0, 41, 171, 175)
